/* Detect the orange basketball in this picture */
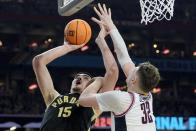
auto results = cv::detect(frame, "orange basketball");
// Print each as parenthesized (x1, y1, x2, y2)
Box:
(65, 19, 92, 45)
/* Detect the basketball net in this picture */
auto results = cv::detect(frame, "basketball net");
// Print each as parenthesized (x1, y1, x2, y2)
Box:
(140, 0, 175, 25)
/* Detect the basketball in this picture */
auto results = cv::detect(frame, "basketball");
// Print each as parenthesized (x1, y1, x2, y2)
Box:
(65, 19, 92, 45)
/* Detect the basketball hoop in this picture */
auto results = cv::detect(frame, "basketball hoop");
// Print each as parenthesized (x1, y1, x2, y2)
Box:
(58, 0, 94, 16)
(139, 0, 175, 25)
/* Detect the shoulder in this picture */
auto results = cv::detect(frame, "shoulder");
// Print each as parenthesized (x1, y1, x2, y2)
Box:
(110, 90, 130, 97)
(46, 94, 61, 108)
(98, 90, 120, 96)
(97, 90, 130, 101)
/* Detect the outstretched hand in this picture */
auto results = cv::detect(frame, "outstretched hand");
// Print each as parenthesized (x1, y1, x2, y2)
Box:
(91, 3, 116, 32)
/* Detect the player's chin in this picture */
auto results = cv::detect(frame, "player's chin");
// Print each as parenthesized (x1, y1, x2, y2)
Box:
(72, 87, 81, 92)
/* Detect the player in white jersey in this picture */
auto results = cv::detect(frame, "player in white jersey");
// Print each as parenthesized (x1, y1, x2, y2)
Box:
(79, 3, 160, 131)
(102, 90, 156, 131)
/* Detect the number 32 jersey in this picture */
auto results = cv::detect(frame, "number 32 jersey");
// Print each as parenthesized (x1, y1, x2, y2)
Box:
(96, 91, 156, 131)
(40, 93, 96, 131)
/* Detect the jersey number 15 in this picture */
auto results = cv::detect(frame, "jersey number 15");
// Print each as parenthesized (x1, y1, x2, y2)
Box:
(58, 107, 72, 117)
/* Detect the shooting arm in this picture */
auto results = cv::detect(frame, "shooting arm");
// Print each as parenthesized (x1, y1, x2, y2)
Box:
(33, 44, 74, 107)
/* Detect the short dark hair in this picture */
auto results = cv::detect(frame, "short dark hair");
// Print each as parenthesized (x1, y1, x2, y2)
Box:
(137, 62, 160, 93)
(74, 72, 92, 79)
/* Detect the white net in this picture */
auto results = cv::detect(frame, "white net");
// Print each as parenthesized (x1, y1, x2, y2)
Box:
(140, 0, 175, 25)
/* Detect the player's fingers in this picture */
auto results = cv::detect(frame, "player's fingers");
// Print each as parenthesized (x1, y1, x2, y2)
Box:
(91, 17, 103, 25)
(72, 43, 85, 49)
(79, 43, 86, 47)
(98, 3, 105, 15)
(64, 39, 68, 43)
(99, 24, 105, 30)
(103, 4, 108, 15)
(93, 6, 102, 18)
(108, 8, 112, 18)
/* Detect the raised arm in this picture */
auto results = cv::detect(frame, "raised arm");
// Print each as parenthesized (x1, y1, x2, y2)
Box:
(92, 3, 136, 77)
(94, 26, 119, 92)
(33, 41, 84, 107)
(79, 6, 119, 110)
(78, 32, 118, 109)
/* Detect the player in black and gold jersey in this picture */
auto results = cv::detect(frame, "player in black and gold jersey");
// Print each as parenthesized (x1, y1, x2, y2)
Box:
(39, 73, 97, 131)
(32, 18, 118, 131)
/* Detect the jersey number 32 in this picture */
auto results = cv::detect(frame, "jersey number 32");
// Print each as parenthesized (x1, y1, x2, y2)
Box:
(140, 101, 153, 124)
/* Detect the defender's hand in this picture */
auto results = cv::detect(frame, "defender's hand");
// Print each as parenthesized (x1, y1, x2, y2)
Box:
(95, 25, 109, 44)
(92, 3, 116, 31)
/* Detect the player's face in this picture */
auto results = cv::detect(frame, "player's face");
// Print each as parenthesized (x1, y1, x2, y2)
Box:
(71, 74, 91, 93)
(126, 67, 139, 89)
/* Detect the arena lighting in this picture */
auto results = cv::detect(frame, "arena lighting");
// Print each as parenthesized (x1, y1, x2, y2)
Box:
(0, 40, 2, 46)
(44, 40, 48, 44)
(194, 88, 196, 93)
(131, 43, 135, 47)
(28, 84, 38, 90)
(29, 42, 38, 47)
(81, 45, 89, 51)
(153, 44, 158, 48)
(0, 81, 4, 86)
(48, 38, 52, 43)
(162, 49, 170, 54)
(193, 51, 196, 56)
(128, 43, 135, 49)
(156, 49, 160, 54)
(152, 87, 161, 93)
(10, 126, 16, 131)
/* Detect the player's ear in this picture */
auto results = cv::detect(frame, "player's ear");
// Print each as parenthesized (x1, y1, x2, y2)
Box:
(132, 77, 137, 84)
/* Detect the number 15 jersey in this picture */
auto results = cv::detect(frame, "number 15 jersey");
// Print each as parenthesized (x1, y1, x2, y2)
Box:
(96, 90, 156, 131)
(40, 93, 96, 131)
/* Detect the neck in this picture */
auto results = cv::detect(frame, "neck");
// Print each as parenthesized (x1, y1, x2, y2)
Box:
(70, 90, 81, 94)
(127, 86, 147, 95)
